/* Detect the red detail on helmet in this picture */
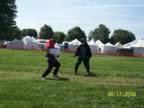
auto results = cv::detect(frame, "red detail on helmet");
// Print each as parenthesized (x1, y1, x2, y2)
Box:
(45, 39, 55, 48)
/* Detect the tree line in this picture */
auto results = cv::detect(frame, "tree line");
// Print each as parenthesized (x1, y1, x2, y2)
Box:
(0, 0, 136, 44)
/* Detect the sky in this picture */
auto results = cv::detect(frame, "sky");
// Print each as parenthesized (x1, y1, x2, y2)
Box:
(16, 0, 144, 39)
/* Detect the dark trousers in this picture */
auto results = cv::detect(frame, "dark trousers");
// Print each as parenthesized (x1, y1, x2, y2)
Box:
(42, 58, 61, 78)
(75, 57, 90, 74)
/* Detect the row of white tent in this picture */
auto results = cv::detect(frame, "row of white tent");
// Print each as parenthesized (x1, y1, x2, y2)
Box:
(5, 36, 144, 57)
(6, 36, 60, 50)
(63, 38, 144, 57)
(63, 39, 122, 54)
(7, 36, 40, 50)
(6, 36, 122, 53)
(123, 39, 144, 57)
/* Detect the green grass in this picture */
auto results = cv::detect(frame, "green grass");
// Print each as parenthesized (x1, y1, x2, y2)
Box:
(0, 49, 144, 108)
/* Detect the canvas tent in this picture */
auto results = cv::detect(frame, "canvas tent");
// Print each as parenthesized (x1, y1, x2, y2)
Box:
(132, 39, 144, 47)
(88, 39, 96, 45)
(23, 36, 40, 50)
(95, 40, 104, 53)
(102, 43, 117, 54)
(7, 39, 25, 49)
(68, 39, 81, 52)
(132, 39, 144, 57)
(122, 39, 144, 57)
(69, 39, 81, 45)
(115, 42, 123, 48)
(123, 39, 140, 48)
(133, 47, 144, 57)
(88, 39, 98, 54)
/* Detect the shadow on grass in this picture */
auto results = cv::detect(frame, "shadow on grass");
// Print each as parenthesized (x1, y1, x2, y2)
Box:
(75, 72, 98, 77)
(84, 72, 98, 77)
(46, 77, 70, 81)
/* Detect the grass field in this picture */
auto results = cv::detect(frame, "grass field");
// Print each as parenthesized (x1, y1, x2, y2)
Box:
(0, 49, 144, 108)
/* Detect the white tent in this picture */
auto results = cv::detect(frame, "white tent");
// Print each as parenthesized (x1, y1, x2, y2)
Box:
(121, 39, 144, 57)
(68, 39, 81, 52)
(133, 47, 144, 57)
(69, 39, 81, 45)
(105, 43, 113, 46)
(23, 36, 34, 44)
(132, 39, 144, 57)
(132, 39, 144, 47)
(7, 39, 25, 49)
(88, 39, 96, 45)
(123, 39, 141, 48)
(115, 42, 123, 48)
(102, 42, 117, 54)
(95, 40, 104, 53)
(23, 36, 40, 50)
(96, 40, 104, 47)
(88, 39, 98, 54)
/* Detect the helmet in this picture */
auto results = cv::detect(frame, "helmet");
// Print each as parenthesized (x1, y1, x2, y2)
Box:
(45, 39, 55, 48)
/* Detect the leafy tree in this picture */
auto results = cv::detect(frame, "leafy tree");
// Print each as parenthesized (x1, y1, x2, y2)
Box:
(21, 29, 38, 37)
(67, 26, 86, 41)
(0, 0, 17, 40)
(89, 24, 110, 43)
(111, 29, 136, 44)
(11, 26, 21, 39)
(39, 24, 54, 39)
(54, 32, 66, 43)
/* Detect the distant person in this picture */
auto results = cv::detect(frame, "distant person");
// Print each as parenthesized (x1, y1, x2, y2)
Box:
(74, 38, 93, 75)
(41, 39, 61, 80)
